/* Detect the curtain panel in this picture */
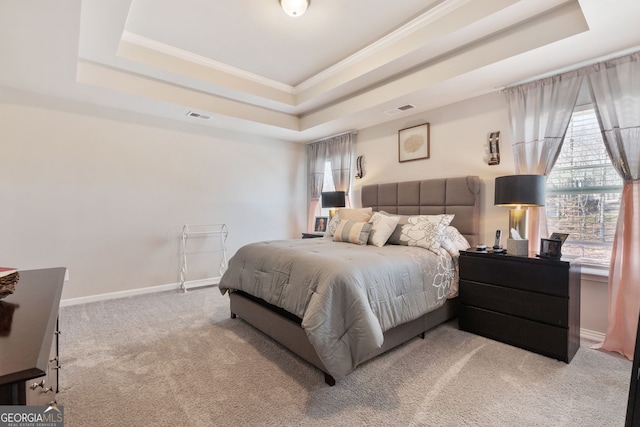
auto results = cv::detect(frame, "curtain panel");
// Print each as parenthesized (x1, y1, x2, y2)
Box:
(306, 142, 327, 232)
(586, 51, 640, 360)
(504, 70, 584, 254)
(306, 132, 355, 232)
(327, 133, 355, 203)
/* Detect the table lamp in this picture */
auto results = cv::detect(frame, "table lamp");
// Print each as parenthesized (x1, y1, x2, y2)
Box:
(321, 191, 346, 218)
(494, 174, 546, 239)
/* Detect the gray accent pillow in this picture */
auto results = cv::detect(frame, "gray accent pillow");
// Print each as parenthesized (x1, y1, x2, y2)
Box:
(333, 220, 373, 245)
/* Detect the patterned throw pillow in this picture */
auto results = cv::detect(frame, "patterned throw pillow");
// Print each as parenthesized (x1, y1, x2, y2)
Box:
(368, 212, 400, 247)
(333, 220, 373, 245)
(324, 208, 373, 239)
(324, 215, 342, 239)
(440, 226, 471, 257)
(387, 214, 455, 254)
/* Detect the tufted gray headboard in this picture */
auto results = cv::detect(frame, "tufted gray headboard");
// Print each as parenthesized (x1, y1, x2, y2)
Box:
(361, 176, 481, 247)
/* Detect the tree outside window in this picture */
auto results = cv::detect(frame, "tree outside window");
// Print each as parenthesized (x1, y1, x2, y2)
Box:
(545, 107, 623, 265)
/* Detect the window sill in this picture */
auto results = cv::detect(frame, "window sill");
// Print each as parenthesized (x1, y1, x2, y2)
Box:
(581, 263, 609, 283)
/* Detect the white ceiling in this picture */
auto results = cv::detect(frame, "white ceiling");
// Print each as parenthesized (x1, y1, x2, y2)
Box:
(1, 0, 639, 142)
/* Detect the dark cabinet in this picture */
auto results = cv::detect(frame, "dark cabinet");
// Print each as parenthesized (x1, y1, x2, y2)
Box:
(458, 251, 580, 363)
(0, 268, 65, 405)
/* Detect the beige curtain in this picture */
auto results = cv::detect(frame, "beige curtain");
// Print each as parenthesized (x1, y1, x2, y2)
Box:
(587, 52, 640, 360)
(306, 132, 356, 231)
(327, 133, 355, 207)
(504, 71, 584, 254)
(306, 142, 327, 232)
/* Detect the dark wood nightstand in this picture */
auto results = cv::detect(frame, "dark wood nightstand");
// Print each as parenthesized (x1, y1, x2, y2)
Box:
(301, 233, 324, 239)
(458, 251, 581, 363)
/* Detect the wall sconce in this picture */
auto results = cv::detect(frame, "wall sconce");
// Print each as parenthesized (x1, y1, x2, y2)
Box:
(488, 131, 500, 165)
(355, 155, 364, 179)
(322, 191, 346, 218)
(494, 174, 546, 239)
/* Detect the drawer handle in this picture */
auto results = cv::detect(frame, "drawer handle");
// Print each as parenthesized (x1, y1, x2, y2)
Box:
(30, 379, 54, 393)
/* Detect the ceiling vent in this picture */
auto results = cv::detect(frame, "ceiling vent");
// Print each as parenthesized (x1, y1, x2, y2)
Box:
(384, 104, 416, 116)
(186, 111, 211, 120)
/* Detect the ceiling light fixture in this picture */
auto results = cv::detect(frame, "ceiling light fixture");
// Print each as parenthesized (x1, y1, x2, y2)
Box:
(279, 0, 309, 17)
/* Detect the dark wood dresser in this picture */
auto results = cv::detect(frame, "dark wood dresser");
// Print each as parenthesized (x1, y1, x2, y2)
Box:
(0, 268, 65, 405)
(458, 251, 580, 363)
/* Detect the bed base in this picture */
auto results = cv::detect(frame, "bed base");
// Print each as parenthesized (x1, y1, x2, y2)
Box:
(229, 291, 459, 386)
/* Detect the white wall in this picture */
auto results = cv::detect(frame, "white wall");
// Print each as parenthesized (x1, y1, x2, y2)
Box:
(0, 89, 609, 336)
(352, 91, 608, 337)
(0, 101, 305, 300)
(353, 91, 514, 246)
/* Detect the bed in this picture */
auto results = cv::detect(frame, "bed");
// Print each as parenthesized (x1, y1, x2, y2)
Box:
(219, 176, 480, 385)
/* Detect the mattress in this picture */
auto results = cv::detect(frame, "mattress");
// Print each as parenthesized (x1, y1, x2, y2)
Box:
(219, 238, 455, 380)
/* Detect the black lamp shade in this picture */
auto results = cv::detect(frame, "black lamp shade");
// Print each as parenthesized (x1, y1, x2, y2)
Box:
(494, 175, 546, 206)
(322, 191, 346, 208)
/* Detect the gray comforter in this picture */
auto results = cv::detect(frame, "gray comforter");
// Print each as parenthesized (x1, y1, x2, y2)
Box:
(219, 238, 454, 380)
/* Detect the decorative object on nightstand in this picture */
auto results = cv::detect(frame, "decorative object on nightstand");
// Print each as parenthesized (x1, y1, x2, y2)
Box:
(314, 216, 328, 233)
(507, 227, 528, 256)
(458, 250, 581, 363)
(495, 174, 546, 255)
(321, 191, 346, 218)
(0, 268, 19, 298)
(539, 238, 562, 259)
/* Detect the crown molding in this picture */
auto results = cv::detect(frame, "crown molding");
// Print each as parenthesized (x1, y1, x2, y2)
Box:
(296, 0, 471, 92)
(121, 0, 471, 96)
(121, 30, 295, 94)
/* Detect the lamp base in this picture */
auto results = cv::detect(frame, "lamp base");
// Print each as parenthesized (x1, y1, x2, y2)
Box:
(509, 207, 528, 239)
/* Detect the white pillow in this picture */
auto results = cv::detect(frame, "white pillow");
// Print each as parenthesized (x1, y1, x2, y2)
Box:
(368, 212, 400, 247)
(335, 207, 373, 222)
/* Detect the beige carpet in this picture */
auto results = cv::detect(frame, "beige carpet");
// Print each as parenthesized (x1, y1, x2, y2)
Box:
(58, 287, 631, 426)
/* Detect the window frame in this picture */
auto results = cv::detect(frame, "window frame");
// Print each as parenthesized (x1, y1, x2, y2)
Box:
(544, 103, 623, 268)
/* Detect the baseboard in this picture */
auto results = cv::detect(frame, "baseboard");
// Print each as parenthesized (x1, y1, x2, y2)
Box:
(60, 277, 220, 307)
(580, 328, 605, 343)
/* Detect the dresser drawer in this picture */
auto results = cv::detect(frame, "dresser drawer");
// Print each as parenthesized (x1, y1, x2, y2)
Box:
(459, 255, 569, 297)
(459, 306, 572, 362)
(459, 280, 569, 327)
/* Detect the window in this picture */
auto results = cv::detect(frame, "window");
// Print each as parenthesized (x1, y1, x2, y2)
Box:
(545, 107, 623, 265)
(320, 161, 336, 216)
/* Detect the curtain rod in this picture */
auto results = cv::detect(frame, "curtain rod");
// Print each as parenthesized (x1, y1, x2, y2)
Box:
(306, 129, 358, 145)
(497, 46, 640, 91)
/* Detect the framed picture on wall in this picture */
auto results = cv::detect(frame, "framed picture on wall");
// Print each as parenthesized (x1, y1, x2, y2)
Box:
(398, 123, 430, 162)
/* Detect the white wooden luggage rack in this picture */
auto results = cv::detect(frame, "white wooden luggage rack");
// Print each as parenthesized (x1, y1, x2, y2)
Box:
(179, 223, 228, 293)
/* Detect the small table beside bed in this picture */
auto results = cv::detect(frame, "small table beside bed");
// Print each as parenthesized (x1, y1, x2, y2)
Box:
(219, 176, 480, 385)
